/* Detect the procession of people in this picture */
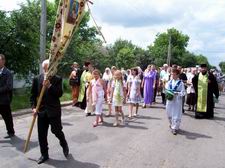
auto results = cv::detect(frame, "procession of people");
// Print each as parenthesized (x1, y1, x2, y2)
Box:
(69, 61, 221, 134)
(0, 53, 223, 164)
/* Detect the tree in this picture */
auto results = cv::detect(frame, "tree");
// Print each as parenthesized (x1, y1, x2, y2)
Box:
(219, 61, 225, 73)
(134, 47, 152, 70)
(0, 0, 59, 79)
(181, 51, 197, 67)
(0, 1, 41, 79)
(0, 0, 102, 79)
(148, 28, 190, 67)
(107, 39, 137, 69)
(195, 54, 210, 66)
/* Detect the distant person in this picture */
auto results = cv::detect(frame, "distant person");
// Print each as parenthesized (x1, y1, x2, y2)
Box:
(153, 66, 160, 103)
(142, 64, 156, 108)
(77, 61, 93, 113)
(69, 62, 81, 106)
(192, 64, 219, 119)
(178, 66, 187, 113)
(84, 62, 94, 116)
(30, 59, 69, 164)
(102, 67, 113, 116)
(0, 54, 15, 139)
(160, 64, 169, 105)
(127, 68, 142, 118)
(186, 68, 196, 111)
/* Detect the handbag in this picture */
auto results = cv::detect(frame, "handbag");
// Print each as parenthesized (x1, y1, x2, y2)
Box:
(69, 77, 79, 86)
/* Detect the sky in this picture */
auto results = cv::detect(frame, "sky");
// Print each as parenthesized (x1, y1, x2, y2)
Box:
(0, 0, 224, 67)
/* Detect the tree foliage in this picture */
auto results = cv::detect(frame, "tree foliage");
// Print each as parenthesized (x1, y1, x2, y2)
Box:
(219, 61, 225, 73)
(0, 1, 214, 80)
(148, 28, 190, 66)
(0, 1, 41, 78)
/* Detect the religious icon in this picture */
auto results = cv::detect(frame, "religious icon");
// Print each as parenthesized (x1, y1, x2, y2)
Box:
(67, 0, 79, 24)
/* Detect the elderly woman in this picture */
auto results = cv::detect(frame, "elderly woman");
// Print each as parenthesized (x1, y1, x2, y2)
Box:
(102, 67, 113, 116)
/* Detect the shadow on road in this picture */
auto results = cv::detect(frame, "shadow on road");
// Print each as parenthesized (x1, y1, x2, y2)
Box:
(215, 106, 225, 110)
(150, 105, 166, 109)
(213, 116, 225, 122)
(102, 121, 148, 130)
(126, 124, 148, 130)
(179, 129, 212, 140)
(44, 154, 100, 168)
(62, 122, 74, 126)
(137, 115, 162, 120)
(183, 112, 195, 118)
(0, 135, 38, 152)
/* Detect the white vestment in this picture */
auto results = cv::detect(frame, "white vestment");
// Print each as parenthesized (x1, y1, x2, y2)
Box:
(166, 79, 186, 130)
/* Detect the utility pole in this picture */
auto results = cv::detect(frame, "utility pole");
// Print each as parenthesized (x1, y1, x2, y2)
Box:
(167, 34, 172, 66)
(39, 0, 47, 74)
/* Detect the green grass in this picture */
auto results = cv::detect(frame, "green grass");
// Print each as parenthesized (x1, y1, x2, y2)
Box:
(12, 79, 72, 111)
(11, 88, 30, 111)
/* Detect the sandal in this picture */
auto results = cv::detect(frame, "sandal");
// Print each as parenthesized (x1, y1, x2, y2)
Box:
(105, 114, 111, 117)
(92, 122, 98, 127)
(128, 115, 132, 120)
(113, 122, 119, 127)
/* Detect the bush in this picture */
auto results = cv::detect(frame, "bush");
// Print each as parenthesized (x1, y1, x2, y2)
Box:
(12, 80, 72, 111)
(62, 78, 71, 93)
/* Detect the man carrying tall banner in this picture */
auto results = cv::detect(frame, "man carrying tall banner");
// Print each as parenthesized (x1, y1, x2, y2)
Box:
(24, 0, 88, 163)
(192, 64, 219, 119)
(31, 60, 69, 164)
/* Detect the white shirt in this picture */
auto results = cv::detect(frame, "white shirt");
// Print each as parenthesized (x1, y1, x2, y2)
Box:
(0, 67, 4, 75)
(186, 73, 195, 94)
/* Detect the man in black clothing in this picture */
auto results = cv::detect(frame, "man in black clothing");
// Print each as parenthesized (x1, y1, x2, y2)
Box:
(0, 54, 15, 139)
(30, 59, 69, 164)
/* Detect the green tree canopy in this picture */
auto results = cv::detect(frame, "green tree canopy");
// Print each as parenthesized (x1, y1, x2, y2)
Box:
(219, 61, 225, 73)
(148, 28, 190, 66)
(0, 0, 102, 79)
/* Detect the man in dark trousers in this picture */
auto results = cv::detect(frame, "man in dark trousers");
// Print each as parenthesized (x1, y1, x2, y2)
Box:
(0, 54, 15, 139)
(30, 59, 69, 164)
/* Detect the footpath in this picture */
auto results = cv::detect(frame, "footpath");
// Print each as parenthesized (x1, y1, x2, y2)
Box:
(11, 101, 73, 117)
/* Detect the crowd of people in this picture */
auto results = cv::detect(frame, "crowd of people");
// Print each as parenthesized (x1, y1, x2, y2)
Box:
(0, 52, 224, 164)
(69, 61, 222, 134)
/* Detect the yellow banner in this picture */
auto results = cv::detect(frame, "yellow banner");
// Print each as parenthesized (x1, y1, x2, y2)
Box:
(47, 0, 86, 78)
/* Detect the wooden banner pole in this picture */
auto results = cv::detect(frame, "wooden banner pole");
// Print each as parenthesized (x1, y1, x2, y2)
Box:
(24, 86, 47, 153)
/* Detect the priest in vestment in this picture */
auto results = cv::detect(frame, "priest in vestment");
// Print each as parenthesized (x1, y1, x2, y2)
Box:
(192, 64, 219, 119)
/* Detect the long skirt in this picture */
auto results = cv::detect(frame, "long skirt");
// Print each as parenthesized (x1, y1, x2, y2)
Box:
(166, 95, 183, 130)
(186, 93, 196, 106)
(72, 86, 79, 105)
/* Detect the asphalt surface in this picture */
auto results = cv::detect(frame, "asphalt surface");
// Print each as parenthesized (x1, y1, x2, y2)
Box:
(0, 94, 225, 168)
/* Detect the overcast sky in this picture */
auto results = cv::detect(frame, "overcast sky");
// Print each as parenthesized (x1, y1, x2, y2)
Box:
(1, 0, 224, 67)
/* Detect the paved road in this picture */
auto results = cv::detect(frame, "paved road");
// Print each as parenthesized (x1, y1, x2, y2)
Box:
(0, 94, 225, 168)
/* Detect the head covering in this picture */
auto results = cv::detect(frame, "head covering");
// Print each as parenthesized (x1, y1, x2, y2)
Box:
(200, 64, 207, 68)
(73, 62, 78, 65)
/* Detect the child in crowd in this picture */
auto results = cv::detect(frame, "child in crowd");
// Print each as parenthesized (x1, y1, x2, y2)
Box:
(102, 67, 113, 116)
(110, 70, 126, 126)
(88, 69, 106, 127)
(127, 68, 142, 118)
(165, 68, 185, 135)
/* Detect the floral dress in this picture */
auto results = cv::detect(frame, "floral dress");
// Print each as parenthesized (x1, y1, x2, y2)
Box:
(128, 76, 142, 104)
(112, 80, 125, 107)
